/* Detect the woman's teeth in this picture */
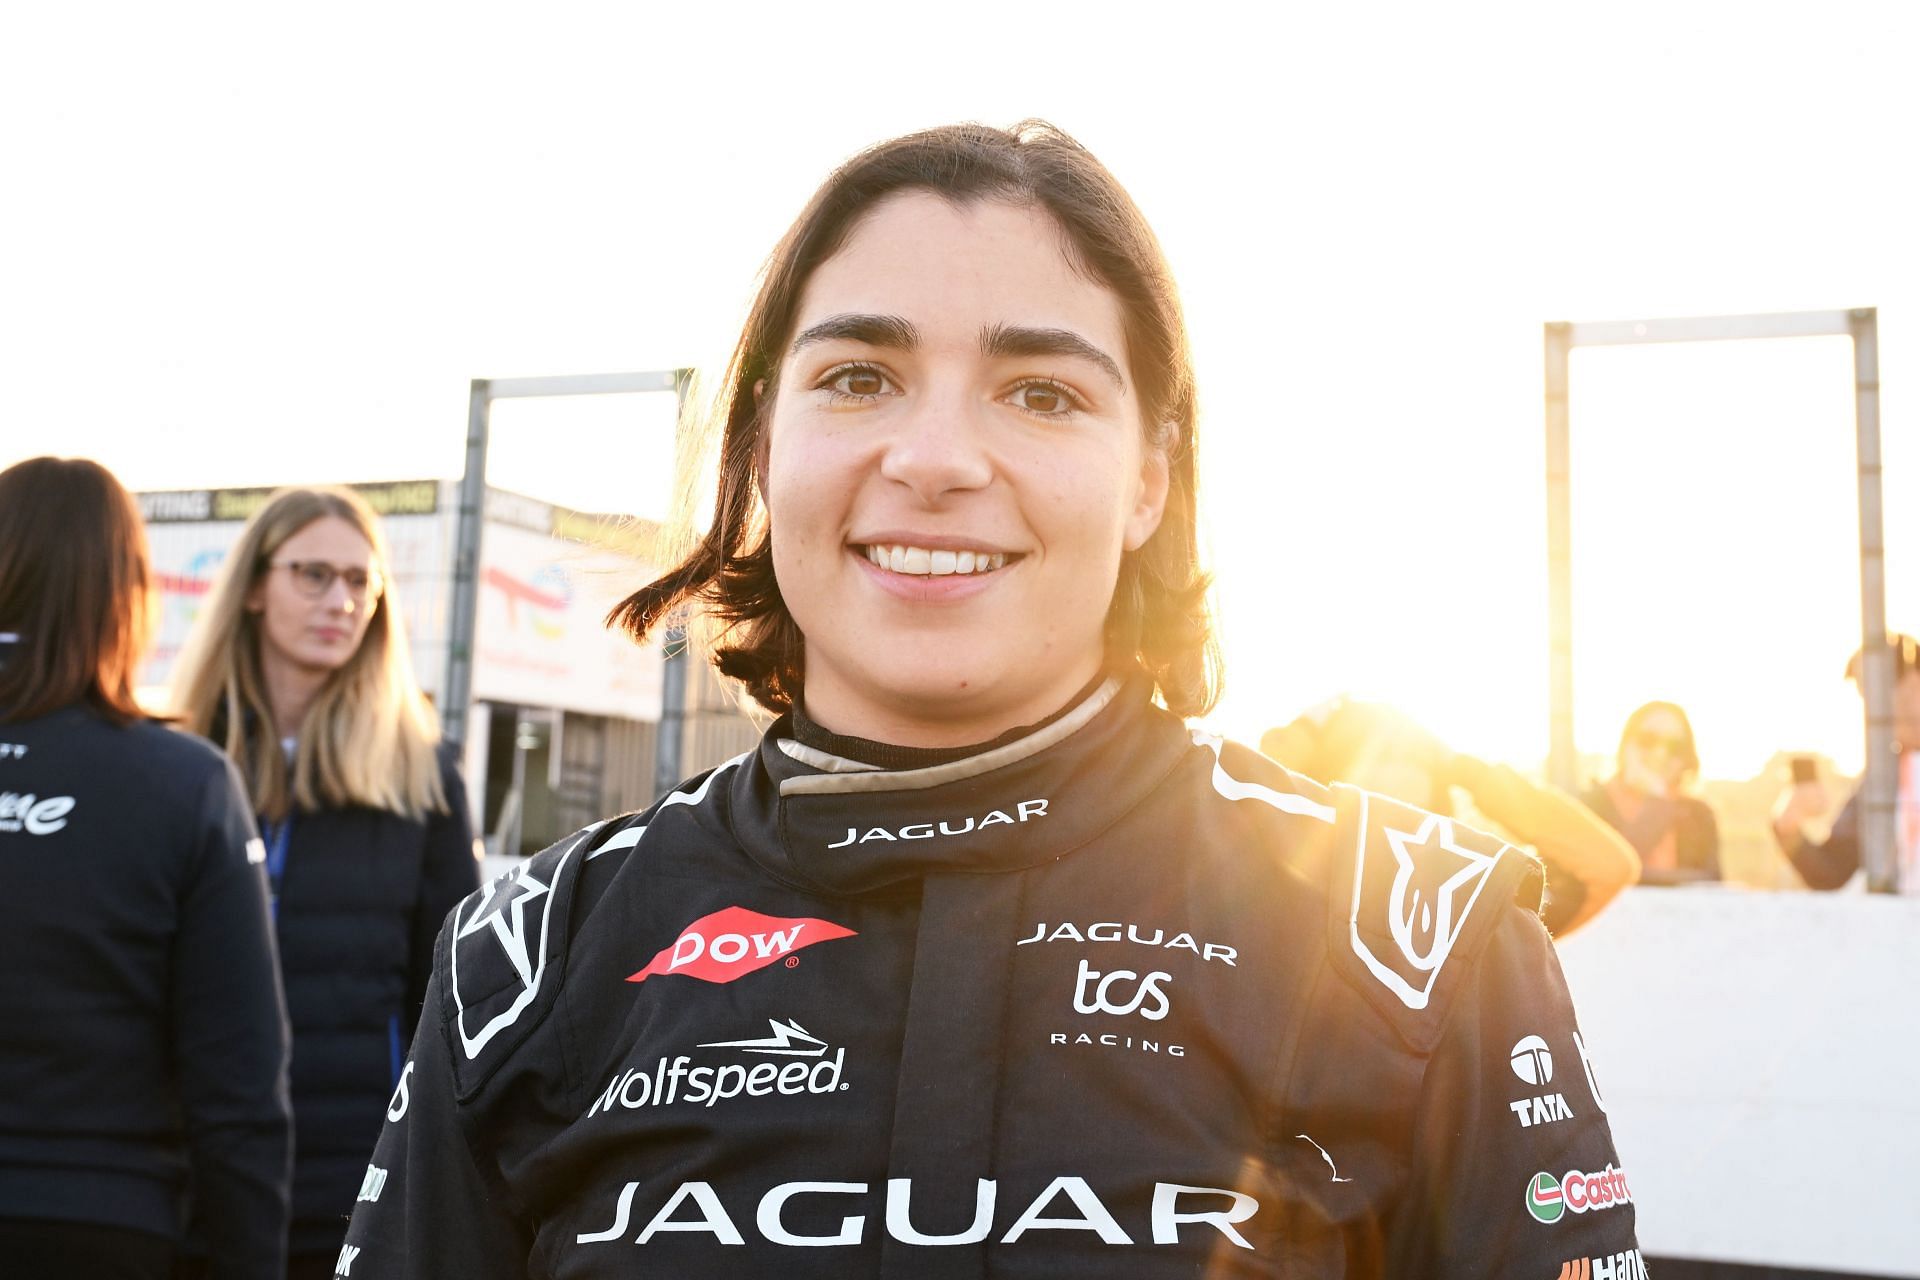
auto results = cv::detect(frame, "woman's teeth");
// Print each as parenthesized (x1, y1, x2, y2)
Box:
(863, 544, 1007, 576)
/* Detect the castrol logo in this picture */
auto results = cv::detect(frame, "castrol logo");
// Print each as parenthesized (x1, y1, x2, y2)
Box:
(1525, 1165, 1632, 1224)
(627, 906, 857, 986)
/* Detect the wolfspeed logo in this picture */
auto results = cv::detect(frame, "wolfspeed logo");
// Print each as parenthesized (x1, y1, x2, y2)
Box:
(576, 1176, 1260, 1249)
(1526, 1166, 1633, 1224)
(589, 1020, 848, 1114)
(628, 906, 857, 985)
(1558, 1250, 1648, 1280)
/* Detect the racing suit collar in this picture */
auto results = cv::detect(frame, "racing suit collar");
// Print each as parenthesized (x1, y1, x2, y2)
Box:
(734, 668, 1192, 895)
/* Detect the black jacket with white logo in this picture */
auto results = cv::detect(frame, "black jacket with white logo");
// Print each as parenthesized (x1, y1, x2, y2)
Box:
(345, 675, 1640, 1278)
(0, 705, 292, 1279)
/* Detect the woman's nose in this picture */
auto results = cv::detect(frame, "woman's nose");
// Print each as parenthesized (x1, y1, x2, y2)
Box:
(878, 388, 993, 503)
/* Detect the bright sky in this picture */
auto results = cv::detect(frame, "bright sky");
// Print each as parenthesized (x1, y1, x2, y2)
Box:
(5, 2, 1915, 780)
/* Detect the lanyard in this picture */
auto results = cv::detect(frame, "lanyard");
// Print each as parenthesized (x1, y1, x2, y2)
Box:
(260, 814, 293, 920)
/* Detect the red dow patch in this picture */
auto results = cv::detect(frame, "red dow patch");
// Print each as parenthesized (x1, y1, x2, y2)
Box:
(627, 906, 857, 985)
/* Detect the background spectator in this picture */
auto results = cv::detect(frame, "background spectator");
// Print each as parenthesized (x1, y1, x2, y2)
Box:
(0, 457, 290, 1279)
(1773, 634, 1920, 891)
(1583, 701, 1722, 886)
(170, 486, 479, 1276)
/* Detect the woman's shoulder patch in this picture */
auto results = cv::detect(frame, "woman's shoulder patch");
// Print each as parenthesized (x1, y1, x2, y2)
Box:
(439, 818, 616, 1099)
(1323, 784, 1542, 1051)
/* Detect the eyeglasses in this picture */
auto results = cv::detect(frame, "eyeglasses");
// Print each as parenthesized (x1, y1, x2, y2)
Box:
(1632, 730, 1687, 757)
(271, 560, 384, 601)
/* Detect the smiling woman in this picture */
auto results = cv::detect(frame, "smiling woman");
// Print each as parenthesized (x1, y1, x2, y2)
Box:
(343, 123, 1642, 1279)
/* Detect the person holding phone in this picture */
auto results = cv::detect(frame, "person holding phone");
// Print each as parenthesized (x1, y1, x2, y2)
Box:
(1582, 701, 1721, 887)
(340, 121, 1638, 1277)
(1774, 633, 1920, 891)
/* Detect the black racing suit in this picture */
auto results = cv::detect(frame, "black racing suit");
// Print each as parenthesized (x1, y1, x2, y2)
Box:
(343, 675, 1643, 1278)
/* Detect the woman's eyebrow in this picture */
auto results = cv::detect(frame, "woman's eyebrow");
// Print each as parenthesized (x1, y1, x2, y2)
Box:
(980, 323, 1125, 389)
(791, 313, 920, 354)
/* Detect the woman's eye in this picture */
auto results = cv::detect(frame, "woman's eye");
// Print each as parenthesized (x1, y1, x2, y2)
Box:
(826, 366, 890, 398)
(1013, 381, 1075, 415)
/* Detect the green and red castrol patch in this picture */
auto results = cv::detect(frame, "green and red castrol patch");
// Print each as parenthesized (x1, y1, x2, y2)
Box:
(1526, 1165, 1633, 1224)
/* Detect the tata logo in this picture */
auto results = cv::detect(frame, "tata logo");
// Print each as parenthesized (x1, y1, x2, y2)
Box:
(1510, 1035, 1553, 1086)
(1509, 1094, 1574, 1127)
(576, 1176, 1260, 1250)
(1073, 959, 1171, 1021)
(1507, 1034, 1574, 1126)
(827, 799, 1047, 849)
(0, 791, 75, 836)
(628, 906, 857, 986)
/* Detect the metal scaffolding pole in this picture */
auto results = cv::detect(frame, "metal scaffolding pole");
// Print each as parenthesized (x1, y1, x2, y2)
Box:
(441, 370, 689, 772)
(1544, 322, 1575, 792)
(1849, 309, 1897, 891)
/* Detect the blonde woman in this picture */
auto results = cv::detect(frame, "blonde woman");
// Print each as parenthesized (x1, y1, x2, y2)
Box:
(172, 486, 478, 1278)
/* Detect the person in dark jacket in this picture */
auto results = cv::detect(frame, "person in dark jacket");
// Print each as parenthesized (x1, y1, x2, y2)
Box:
(1773, 633, 1920, 891)
(1581, 701, 1720, 888)
(169, 484, 480, 1275)
(0, 456, 291, 1279)
(342, 122, 1642, 1278)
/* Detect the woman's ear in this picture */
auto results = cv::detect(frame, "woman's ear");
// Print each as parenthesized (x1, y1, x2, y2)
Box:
(1122, 422, 1175, 552)
(752, 379, 773, 505)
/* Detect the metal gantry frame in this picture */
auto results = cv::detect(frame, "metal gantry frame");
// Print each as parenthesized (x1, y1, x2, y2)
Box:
(1544, 308, 1896, 890)
(443, 369, 694, 801)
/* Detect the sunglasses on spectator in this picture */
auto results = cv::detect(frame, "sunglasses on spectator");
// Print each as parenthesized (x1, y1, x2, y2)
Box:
(270, 560, 384, 602)
(1632, 730, 1687, 757)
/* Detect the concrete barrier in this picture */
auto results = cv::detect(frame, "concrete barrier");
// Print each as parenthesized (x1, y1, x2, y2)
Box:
(1558, 887, 1920, 1277)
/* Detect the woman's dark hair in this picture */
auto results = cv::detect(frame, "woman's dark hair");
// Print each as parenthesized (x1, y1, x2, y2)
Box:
(608, 120, 1218, 718)
(1615, 700, 1700, 780)
(0, 457, 153, 725)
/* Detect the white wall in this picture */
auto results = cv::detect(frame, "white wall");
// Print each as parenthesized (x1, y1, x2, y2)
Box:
(1557, 887, 1920, 1276)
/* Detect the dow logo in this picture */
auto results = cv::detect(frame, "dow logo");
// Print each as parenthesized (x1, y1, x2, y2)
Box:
(1526, 1172, 1565, 1224)
(1510, 1034, 1554, 1086)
